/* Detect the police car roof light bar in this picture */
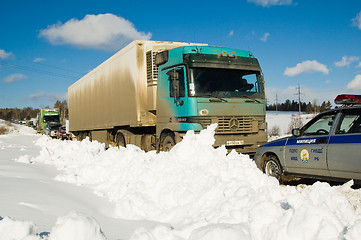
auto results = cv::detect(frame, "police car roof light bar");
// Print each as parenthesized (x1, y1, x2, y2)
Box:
(334, 94, 361, 105)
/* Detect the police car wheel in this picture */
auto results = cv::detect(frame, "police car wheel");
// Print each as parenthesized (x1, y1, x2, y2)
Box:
(264, 155, 282, 181)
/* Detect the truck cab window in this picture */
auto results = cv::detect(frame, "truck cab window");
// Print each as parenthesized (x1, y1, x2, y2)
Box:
(168, 68, 185, 98)
(188, 68, 261, 98)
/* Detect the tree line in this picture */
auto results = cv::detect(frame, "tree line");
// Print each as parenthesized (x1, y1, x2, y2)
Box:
(267, 99, 332, 113)
(0, 100, 68, 124)
(0, 107, 40, 122)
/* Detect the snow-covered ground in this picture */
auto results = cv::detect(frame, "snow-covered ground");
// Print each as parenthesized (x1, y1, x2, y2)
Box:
(1, 113, 361, 240)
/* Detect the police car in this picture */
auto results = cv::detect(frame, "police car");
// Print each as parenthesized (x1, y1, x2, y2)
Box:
(255, 94, 361, 183)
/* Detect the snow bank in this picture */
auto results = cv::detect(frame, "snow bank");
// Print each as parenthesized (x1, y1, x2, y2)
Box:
(48, 212, 106, 240)
(0, 213, 106, 240)
(0, 120, 36, 136)
(16, 124, 361, 239)
(0, 216, 39, 240)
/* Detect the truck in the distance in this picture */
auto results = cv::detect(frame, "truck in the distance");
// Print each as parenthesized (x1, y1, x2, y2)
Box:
(68, 40, 267, 154)
(37, 108, 61, 138)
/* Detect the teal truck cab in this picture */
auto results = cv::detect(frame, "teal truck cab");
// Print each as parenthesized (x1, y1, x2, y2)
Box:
(155, 46, 267, 153)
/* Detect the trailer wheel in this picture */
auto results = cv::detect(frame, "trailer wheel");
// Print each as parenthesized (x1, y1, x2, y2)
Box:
(160, 133, 175, 152)
(116, 132, 126, 148)
(77, 132, 86, 141)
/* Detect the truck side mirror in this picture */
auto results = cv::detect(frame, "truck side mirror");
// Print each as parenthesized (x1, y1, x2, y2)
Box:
(260, 74, 265, 95)
(172, 69, 180, 98)
(167, 68, 184, 106)
(167, 69, 180, 96)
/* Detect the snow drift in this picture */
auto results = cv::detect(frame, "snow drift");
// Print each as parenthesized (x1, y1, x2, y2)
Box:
(13, 123, 361, 239)
(2, 118, 361, 239)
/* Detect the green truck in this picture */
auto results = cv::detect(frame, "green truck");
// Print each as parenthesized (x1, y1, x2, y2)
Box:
(68, 40, 267, 154)
(37, 108, 61, 137)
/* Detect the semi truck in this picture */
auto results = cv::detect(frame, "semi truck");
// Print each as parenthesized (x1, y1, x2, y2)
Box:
(68, 40, 267, 154)
(37, 108, 61, 137)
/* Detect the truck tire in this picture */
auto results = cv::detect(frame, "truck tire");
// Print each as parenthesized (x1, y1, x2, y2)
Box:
(77, 132, 86, 141)
(263, 155, 283, 182)
(160, 133, 175, 152)
(116, 132, 126, 148)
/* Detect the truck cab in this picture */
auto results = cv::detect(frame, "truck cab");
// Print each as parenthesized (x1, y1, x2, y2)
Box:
(155, 46, 267, 154)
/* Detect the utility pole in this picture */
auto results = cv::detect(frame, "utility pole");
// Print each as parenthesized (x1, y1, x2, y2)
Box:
(295, 84, 302, 127)
(296, 84, 301, 116)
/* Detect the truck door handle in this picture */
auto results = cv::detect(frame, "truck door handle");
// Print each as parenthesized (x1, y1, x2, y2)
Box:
(317, 137, 328, 144)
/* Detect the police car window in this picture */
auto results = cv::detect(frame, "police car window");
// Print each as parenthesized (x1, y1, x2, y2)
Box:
(337, 112, 361, 134)
(303, 114, 336, 136)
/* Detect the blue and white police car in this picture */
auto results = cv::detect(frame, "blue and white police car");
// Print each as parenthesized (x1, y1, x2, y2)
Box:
(255, 94, 361, 183)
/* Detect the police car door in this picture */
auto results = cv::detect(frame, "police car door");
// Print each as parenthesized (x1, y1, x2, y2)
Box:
(328, 108, 361, 180)
(284, 111, 337, 176)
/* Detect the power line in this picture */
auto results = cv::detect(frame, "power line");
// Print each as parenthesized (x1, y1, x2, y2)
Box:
(31, 61, 84, 75)
(3, 63, 81, 80)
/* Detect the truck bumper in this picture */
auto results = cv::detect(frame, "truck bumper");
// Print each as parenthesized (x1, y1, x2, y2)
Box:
(213, 132, 267, 155)
(176, 131, 267, 155)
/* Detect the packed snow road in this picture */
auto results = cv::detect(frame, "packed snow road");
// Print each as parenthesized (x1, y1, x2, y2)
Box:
(1, 120, 361, 239)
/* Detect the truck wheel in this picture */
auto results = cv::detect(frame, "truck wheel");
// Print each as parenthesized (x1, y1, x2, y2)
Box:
(86, 132, 92, 141)
(263, 155, 283, 182)
(160, 133, 175, 152)
(116, 132, 126, 148)
(77, 132, 86, 141)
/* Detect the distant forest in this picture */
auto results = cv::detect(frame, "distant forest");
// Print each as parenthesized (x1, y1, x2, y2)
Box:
(267, 99, 332, 113)
(0, 100, 68, 122)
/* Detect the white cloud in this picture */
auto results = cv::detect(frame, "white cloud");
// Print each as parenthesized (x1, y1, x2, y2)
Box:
(357, 62, 361, 68)
(39, 13, 152, 51)
(284, 60, 329, 77)
(4, 73, 27, 83)
(228, 30, 234, 37)
(346, 74, 361, 90)
(33, 57, 45, 63)
(352, 11, 361, 30)
(28, 92, 46, 100)
(261, 32, 270, 42)
(28, 92, 67, 102)
(335, 56, 359, 67)
(0, 49, 13, 59)
(247, 0, 292, 7)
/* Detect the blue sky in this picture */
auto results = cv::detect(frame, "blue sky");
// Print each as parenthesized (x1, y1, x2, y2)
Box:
(1, 0, 361, 108)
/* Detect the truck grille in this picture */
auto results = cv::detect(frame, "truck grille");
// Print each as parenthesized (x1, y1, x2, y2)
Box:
(146, 51, 158, 87)
(193, 116, 264, 134)
(218, 116, 253, 133)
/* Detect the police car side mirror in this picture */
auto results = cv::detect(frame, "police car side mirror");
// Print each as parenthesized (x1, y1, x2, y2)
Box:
(292, 128, 301, 137)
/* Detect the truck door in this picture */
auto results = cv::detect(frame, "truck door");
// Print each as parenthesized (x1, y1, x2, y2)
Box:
(156, 66, 189, 132)
(284, 111, 337, 177)
(328, 108, 361, 180)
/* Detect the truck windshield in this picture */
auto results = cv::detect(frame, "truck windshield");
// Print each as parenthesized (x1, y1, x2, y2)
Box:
(43, 115, 60, 123)
(188, 68, 262, 98)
